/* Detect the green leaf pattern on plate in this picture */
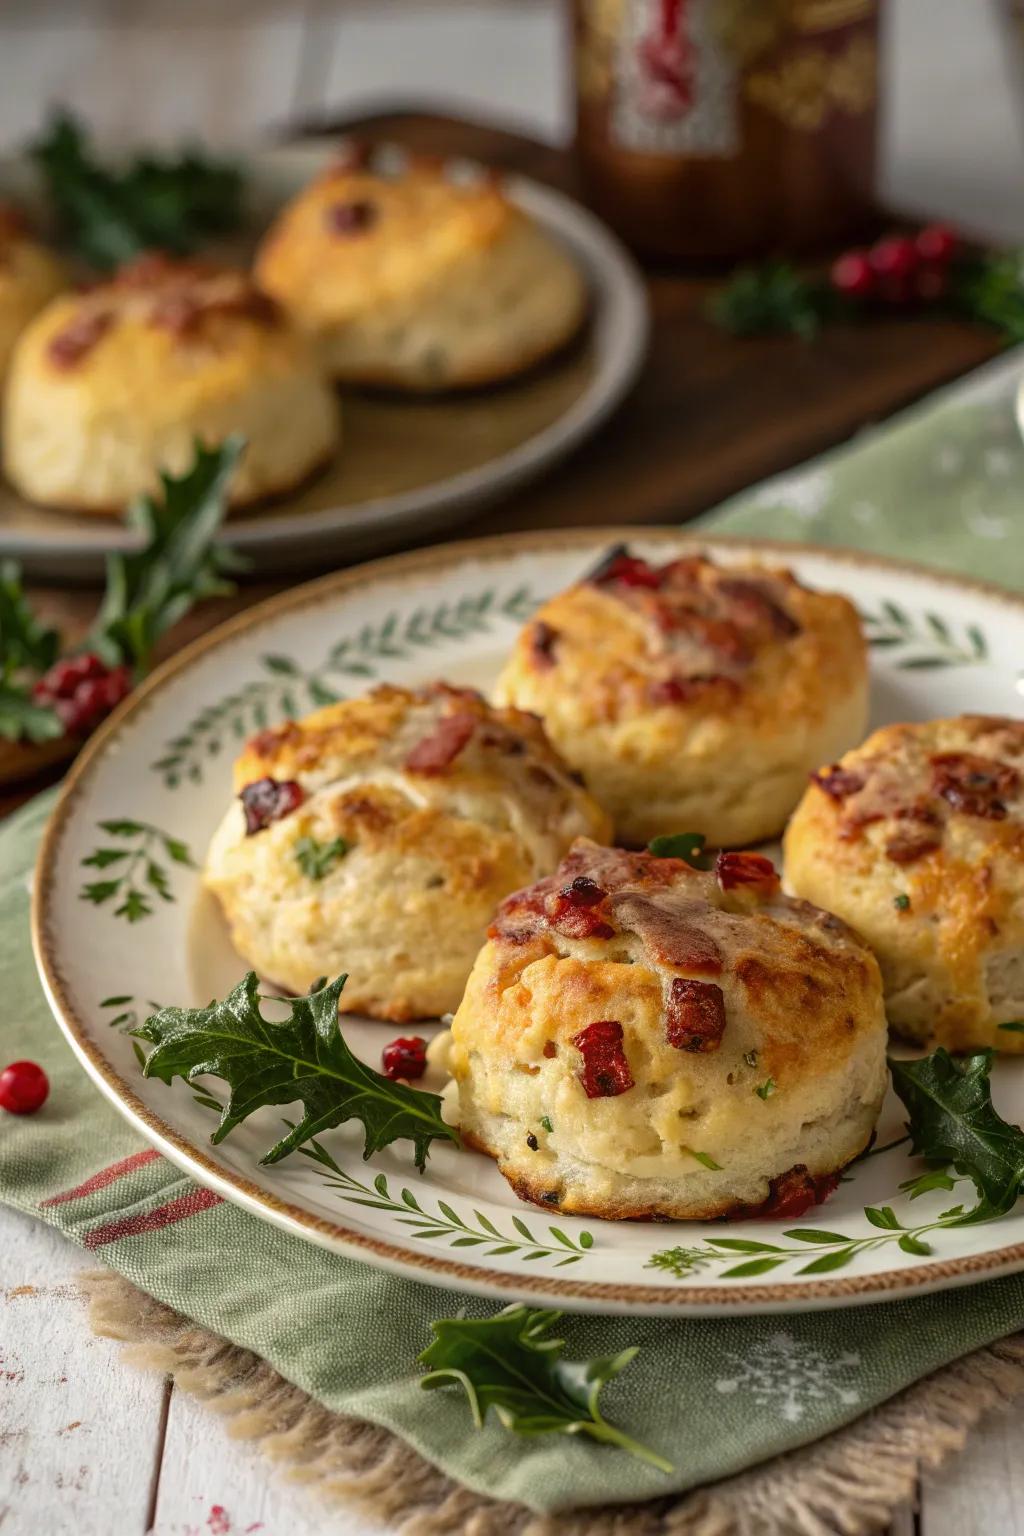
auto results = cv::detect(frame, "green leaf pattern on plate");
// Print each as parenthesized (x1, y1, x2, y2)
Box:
(152, 584, 538, 786)
(859, 600, 988, 669)
(298, 1134, 596, 1266)
(80, 820, 195, 923)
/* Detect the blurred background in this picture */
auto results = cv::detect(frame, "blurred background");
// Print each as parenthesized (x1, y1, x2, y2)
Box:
(2, 0, 1022, 242)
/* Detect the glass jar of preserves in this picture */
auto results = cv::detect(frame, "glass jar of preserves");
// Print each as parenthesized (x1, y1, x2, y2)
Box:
(571, 0, 880, 263)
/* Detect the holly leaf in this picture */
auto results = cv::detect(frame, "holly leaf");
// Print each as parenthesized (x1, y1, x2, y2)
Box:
(32, 111, 244, 271)
(0, 562, 60, 681)
(91, 437, 246, 674)
(419, 1305, 672, 1472)
(133, 972, 458, 1170)
(707, 262, 834, 340)
(0, 682, 63, 744)
(647, 832, 711, 868)
(889, 1048, 1024, 1220)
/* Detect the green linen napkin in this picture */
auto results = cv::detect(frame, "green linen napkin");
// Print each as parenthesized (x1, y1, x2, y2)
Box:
(4, 344, 1024, 1514)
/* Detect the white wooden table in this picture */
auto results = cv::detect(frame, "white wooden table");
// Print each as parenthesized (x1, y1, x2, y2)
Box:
(3, 2, 1024, 1531)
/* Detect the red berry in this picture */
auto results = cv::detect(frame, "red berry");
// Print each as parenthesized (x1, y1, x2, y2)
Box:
(869, 236, 919, 282)
(0, 1060, 49, 1115)
(830, 250, 874, 298)
(915, 224, 957, 265)
(381, 1036, 428, 1081)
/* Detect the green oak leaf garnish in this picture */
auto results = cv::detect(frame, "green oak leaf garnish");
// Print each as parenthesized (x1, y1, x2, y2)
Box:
(91, 437, 245, 676)
(294, 835, 350, 881)
(133, 971, 458, 1170)
(419, 1305, 672, 1473)
(647, 832, 711, 868)
(707, 263, 833, 340)
(889, 1048, 1024, 1219)
(33, 111, 244, 270)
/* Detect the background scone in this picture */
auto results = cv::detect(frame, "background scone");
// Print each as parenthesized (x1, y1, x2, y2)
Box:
(0, 205, 65, 384)
(493, 546, 868, 848)
(448, 839, 886, 1220)
(204, 683, 611, 1021)
(254, 151, 587, 391)
(3, 252, 338, 513)
(785, 715, 1024, 1053)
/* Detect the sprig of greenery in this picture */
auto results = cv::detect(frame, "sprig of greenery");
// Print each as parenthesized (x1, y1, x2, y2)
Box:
(294, 835, 349, 881)
(133, 972, 459, 1170)
(0, 563, 62, 742)
(32, 111, 244, 270)
(419, 1305, 672, 1473)
(91, 437, 246, 676)
(707, 263, 833, 340)
(954, 249, 1024, 345)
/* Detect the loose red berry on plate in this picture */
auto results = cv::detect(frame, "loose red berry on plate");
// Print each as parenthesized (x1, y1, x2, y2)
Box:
(869, 236, 919, 282)
(915, 223, 957, 265)
(830, 250, 874, 298)
(0, 1060, 49, 1115)
(381, 1036, 428, 1081)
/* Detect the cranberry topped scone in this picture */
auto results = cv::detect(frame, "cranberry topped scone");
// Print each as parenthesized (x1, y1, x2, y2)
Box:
(493, 546, 868, 847)
(0, 205, 65, 384)
(785, 715, 1024, 1052)
(203, 684, 610, 1021)
(3, 253, 338, 513)
(447, 838, 886, 1219)
(254, 150, 587, 391)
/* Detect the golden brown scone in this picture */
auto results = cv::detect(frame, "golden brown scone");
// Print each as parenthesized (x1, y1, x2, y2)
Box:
(0, 205, 65, 384)
(253, 150, 587, 391)
(784, 715, 1024, 1053)
(446, 839, 886, 1220)
(3, 252, 339, 513)
(492, 547, 868, 848)
(204, 684, 611, 1021)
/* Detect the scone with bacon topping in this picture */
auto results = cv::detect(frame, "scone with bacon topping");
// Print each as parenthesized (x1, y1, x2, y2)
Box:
(493, 546, 868, 848)
(0, 205, 65, 384)
(204, 684, 610, 1021)
(785, 715, 1024, 1052)
(254, 150, 586, 390)
(3, 252, 338, 513)
(448, 838, 886, 1220)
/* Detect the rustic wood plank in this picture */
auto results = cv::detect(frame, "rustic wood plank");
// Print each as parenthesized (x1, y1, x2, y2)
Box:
(920, 1411, 1024, 1536)
(151, 1383, 373, 1536)
(0, 1209, 165, 1534)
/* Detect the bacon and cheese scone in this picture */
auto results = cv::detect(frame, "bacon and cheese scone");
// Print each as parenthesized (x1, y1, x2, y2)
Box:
(785, 715, 1024, 1053)
(3, 253, 339, 514)
(447, 839, 886, 1220)
(204, 684, 611, 1021)
(253, 152, 587, 391)
(0, 205, 65, 384)
(493, 547, 868, 848)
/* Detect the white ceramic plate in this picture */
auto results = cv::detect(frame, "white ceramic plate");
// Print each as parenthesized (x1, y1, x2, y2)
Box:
(0, 142, 647, 580)
(32, 529, 1024, 1315)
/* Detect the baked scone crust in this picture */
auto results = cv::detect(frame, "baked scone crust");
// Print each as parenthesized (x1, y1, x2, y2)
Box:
(448, 838, 887, 1220)
(785, 714, 1024, 1052)
(0, 207, 65, 383)
(493, 548, 868, 847)
(204, 684, 611, 1021)
(254, 154, 587, 391)
(3, 253, 339, 514)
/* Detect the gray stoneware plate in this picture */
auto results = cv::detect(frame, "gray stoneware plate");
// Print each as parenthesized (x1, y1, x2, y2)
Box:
(0, 141, 648, 579)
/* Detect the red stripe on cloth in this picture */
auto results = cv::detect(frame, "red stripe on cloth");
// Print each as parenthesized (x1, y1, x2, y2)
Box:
(83, 1187, 223, 1249)
(40, 1148, 162, 1207)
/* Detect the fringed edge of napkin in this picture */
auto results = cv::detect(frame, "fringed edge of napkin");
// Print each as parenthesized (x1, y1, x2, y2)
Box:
(82, 1267, 1024, 1536)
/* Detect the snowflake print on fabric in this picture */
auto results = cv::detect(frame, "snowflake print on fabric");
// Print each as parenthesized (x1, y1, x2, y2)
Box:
(749, 466, 834, 522)
(714, 1331, 861, 1424)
